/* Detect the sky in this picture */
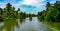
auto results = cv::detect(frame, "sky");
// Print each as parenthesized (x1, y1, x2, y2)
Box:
(0, 0, 60, 14)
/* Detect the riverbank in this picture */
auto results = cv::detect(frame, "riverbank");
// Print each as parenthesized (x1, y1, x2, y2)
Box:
(42, 21, 60, 31)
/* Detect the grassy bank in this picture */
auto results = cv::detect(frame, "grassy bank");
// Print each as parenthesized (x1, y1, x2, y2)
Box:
(43, 21, 60, 31)
(38, 17, 60, 31)
(37, 1, 60, 31)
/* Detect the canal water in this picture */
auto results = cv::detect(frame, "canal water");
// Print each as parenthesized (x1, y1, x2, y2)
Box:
(0, 17, 50, 31)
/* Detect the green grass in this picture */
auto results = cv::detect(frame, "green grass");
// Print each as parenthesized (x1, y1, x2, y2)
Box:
(43, 21, 60, 31)
(38, 17, 60, 31)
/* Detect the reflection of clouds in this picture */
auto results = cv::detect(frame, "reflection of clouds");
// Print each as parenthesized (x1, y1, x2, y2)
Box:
(20, 17, 48, 31)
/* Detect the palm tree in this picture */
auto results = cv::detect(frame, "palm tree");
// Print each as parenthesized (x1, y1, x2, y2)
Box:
(46, 2, 51, 11)
(17, 8, 20, 18)
(6, 3, 12, 16)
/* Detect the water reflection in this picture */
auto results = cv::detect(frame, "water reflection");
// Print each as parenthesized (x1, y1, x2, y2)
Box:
(29, 17, 32, 21)
(4, 19, 18, 31)
(20, 17, 48, 31)
(20, 19, 25, 24)
(0, 26, 3, 31)
(0, 19, 18, 31)
(29, 16, 32, 21)
(0, 17, 52, 31)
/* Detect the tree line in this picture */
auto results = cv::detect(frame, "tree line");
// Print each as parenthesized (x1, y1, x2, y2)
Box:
(38, 1, 60, 22)
(0, 3, 36, 22)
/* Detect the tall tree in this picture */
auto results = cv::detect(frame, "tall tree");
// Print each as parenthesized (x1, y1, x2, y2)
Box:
(17, 8, 20, 18)
(0, 8, 3, 21)
(18, 8, 20, 11)
(46, 2, 51, 11)
(6, 3, 12, 16)
(0, 8, 3, 15)
(12, 7, 15, 15)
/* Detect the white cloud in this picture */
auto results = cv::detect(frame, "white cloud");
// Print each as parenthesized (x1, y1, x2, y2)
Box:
(55, 0, 60, 1)
(0, 0, 45, 8)
(0, 2, 6, 8)
(22, 0, 45, 6)
(22, 0, 38, 5)
(50, 1, 56, 4)
(3, 0, 16, 3)
(0, 0, 58, 14)
(18, 0, 46, 14)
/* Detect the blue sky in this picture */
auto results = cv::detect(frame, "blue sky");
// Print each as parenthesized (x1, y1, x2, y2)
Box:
(0, 0, 60, 14)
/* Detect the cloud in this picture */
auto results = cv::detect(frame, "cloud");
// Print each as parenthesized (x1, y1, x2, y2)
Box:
(0, 0, 46, 8)
(55, 0, 60, 1)
(22, 0, 38, 5)
(20, 5, 37, 14)
(0, 0, 59, 14)
(0, 0, 49, 14)
(20, 5, 36, 9)
(22, 0, 45, 6)
(0, 2, 6, 8)
(50, 1, 56, 4)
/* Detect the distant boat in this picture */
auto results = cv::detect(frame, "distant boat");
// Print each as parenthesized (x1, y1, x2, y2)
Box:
(29, 16, 32, 21)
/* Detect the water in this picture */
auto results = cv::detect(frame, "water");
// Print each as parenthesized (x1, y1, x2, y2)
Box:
(0, 17, 49, 31)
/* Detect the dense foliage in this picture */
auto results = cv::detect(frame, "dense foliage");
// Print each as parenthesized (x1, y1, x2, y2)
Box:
(0, 3, 36, 22)
(38, 1, 60, 22)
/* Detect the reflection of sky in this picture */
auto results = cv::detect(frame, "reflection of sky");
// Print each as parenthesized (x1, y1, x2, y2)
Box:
(19, 17, 48, 31)
(0, 0, 59, 14)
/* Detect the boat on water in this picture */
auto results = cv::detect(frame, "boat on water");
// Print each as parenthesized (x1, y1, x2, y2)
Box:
(29, 16, 32, 21)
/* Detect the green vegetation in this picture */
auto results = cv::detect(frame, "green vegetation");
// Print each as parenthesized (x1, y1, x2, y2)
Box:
(38, 1, 60, 31)
(0, 3, 36, 31)
(0, 3, 36, 22)
(4, 19, 18, 31)
(0, 3, 21, 22)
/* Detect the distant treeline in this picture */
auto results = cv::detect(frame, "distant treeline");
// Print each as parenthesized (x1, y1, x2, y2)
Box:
(38, 1, 60, 22)
(0, 3, 36, 22)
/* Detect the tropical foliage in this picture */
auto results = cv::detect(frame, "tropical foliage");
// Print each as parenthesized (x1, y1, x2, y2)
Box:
(0, 3, 36, 22)
(38, 1, 60, 22)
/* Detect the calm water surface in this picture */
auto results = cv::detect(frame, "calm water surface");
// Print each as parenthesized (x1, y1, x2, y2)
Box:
(0, 17, 49, 31)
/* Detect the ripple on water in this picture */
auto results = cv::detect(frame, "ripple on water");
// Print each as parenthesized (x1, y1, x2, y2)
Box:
(19, 17, 48, 31)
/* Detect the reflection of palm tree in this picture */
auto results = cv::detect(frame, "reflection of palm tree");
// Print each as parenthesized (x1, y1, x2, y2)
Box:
(4, 19, 18, 31)
(17, 23, 19, 31)
(17, 19, 20, 31)
(0, 26, 3, 31)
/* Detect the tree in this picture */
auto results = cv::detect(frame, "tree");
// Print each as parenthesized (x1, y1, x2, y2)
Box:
(54, 1, 60, 10)
(38, 1, 60, 22)
(18, 8, 20, 11)
(12, 7, 15, 13)
(0, 8, 3, 22)
(46, 2, 51, 11)
(0, 8, 3, 15)
(6, 3, 12, 16)
(54, 1, 60, 22)
(46, 2, 51, 8)
(17, 8, 20, 18)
